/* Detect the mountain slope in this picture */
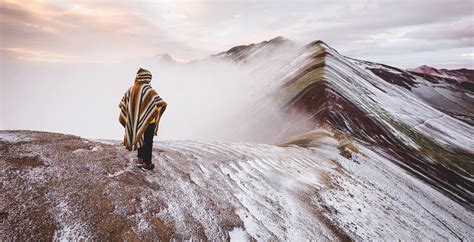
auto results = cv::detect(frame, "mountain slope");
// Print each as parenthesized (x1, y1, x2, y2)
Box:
(1, 130, 472, 240)
(269, 40, 473, 207)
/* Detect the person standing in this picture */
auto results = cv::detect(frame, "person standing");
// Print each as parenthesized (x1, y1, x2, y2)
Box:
(119, 68, 167, 170)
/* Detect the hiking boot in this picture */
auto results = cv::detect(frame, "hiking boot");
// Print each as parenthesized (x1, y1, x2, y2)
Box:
(135, 158, 144, 167)
(140, 163, 155, 171)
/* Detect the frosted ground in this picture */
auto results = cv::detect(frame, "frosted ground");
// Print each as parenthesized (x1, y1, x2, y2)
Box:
(1, 130, 472, 240)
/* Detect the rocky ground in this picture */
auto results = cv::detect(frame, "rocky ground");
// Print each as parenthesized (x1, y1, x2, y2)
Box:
(1, 130, 472, 240)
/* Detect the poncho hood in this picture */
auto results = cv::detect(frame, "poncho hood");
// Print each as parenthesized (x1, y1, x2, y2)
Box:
(135, 67, 152, 84)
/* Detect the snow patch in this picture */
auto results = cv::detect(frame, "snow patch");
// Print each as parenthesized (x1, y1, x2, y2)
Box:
(52, 200, 89, 241)
(91, 145, 103, 151)
(0, 133, 34, 143)
(228, 227, 248, 241)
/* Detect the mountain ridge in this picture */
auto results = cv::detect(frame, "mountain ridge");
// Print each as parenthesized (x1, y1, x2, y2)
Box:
(270, 40, 473, 207)
(187, 37, 474, 207)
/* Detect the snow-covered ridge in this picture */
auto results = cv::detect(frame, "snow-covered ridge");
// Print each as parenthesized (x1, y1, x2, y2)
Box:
(201, 37, 473, 207)
(1, 130, 472, 240)
(269, 40, 473, 207)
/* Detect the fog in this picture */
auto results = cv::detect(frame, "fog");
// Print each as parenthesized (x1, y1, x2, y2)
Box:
(1, 44, 313, 144)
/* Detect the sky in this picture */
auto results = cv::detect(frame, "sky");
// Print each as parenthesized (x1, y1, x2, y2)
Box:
(0, 0, 473, 139)
(1, 0, 473, 67)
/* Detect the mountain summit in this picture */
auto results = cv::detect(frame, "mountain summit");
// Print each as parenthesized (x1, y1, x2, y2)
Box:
(154, 53, 175, 63)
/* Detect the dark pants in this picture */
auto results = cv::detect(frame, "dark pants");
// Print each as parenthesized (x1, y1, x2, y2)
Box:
(137, 123, 156, 164)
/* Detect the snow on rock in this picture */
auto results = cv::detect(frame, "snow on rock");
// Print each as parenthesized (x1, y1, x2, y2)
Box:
(1, 130, 472, 240)
(228, 227, 248, 241)
(274, 41, 473, 207)
(0, 132, 34, 143)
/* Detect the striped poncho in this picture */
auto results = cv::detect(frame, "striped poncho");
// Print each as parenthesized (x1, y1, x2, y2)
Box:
(119, 68, 167, 151)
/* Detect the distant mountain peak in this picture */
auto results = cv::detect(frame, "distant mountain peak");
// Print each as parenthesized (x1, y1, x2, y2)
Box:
(410, 65, 440, 73)
(408, 65, 473, 82)
(154, 53, 175, 63)
(306, 39, 330, 48)
(265, 36, 288, 44)
(214, 36, 293, 61)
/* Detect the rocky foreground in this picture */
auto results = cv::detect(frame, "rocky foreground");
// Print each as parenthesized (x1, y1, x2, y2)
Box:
(1, 130, 472, 240)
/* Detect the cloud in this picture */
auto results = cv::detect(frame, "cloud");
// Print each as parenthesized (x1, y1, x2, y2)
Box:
(2, 0, 473, 137)
(1, 46, 122, 63)
(0, 42, 311, 142)
(1, 0, 473, 66)
(0, 0, 166, 62)
(404, 19, 474, 40)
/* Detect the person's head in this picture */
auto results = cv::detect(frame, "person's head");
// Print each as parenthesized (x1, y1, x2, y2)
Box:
(135, 67, 152, 84)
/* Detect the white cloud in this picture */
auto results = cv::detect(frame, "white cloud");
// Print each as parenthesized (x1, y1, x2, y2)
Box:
(1, 0, 473, 65)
